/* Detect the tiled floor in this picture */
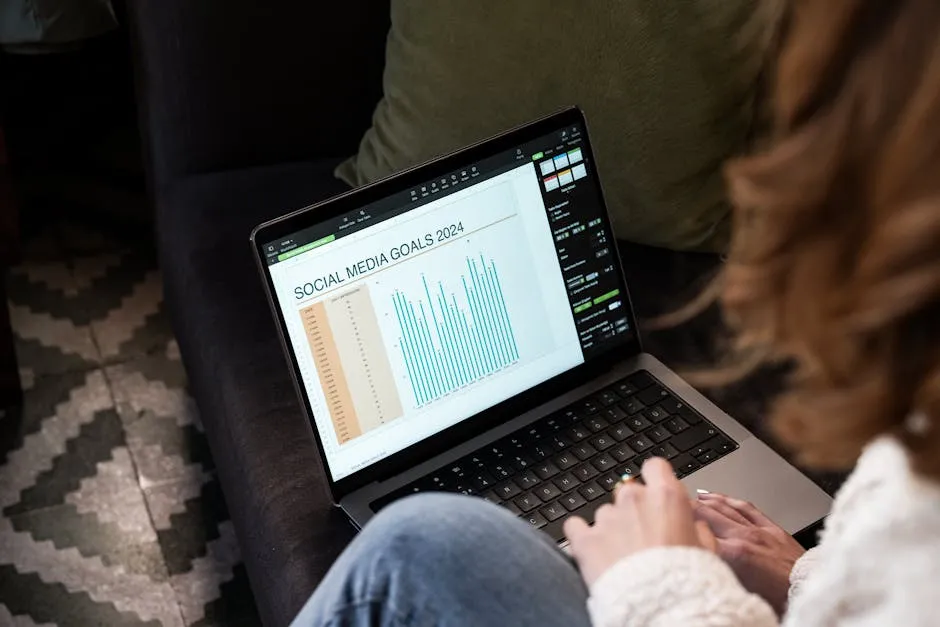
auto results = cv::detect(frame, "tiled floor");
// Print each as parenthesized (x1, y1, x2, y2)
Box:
(0, 220, 261, 626)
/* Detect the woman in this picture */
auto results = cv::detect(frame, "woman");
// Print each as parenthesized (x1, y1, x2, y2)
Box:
(293, 0, 940, 624)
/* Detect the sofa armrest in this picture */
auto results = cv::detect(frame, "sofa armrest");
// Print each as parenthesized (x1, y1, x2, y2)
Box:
(127, 0, 389, 189)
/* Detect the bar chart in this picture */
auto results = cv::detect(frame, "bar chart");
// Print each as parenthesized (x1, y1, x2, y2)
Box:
(393, 255, 520, 407)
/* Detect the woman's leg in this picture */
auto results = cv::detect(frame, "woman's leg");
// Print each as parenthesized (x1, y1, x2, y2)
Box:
(291, 493, 591, 627)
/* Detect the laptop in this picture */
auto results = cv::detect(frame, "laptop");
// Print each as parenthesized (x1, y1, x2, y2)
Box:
(250, 107, 831, 543)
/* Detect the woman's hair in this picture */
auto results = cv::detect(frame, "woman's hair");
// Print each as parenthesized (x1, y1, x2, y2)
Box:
(706, 0, 940, 478)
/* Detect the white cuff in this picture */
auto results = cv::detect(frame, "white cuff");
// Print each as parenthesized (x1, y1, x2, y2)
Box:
(587, 547, 778, 627)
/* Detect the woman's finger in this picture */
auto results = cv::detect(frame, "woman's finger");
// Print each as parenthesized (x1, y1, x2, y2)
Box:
(640, 456, 679, 492)
(613, 477, 643, 505)
(695, 520, 718, 552)
(722, 496, 777, 527)
(563, 516, 591, 548)
(692, 499, 746, 537)
(697, 495, 751, 526)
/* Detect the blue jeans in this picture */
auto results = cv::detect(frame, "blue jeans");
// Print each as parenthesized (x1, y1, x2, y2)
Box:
(291, 493, 592, 627)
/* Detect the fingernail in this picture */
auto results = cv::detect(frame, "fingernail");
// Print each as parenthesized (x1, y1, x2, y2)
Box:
(696, 489, 710, 494)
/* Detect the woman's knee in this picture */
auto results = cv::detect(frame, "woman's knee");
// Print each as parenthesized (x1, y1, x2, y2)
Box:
(367, 492, 519, 553)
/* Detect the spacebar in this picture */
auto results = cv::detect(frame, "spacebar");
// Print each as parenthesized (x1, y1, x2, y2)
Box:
(541, 496, 609, 543)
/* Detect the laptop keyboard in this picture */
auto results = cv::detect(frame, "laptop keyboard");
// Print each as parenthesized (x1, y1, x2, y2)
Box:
(370, 370, 738, 542)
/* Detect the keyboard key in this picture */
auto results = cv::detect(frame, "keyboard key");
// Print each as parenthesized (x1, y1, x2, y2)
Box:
(471, 472, 497, 490)
(554, 451, 579, 470)
(678, 407, 703, 424)
(598, 471, 621, 491)
(671, 454, 701, 477)
(534, 461, 561, 480)
(553, 472, 581, 492)
(644, 407, 669, 423)
(525, 511, 548, 529)
(501, 500, 522, 516)
(617, 462, 642, 479)
(647, 425, 671, 443)
(579, 481, 606, 501)
(531, 442, 551, 460)
(697, 450, 718, 463)
(664, 416, 690, 434)
(544, 416, 564, 432)
(592, 453, 616, 472)
(626, 415, 652, 431)
(536, 483, 562, 501)
(514, 470, 540, 490)
(671, 424, 719, 452)
(548, 434, 572, 451)
(567, 425, 590, 442)
(579, 399, 602, 415)
(608, 423, 635, 441)
(480, 490, 501, 505)
(560, 409, 582, 425)
(496, 481, 522, 499)
(689, 444, 711, 458)
(522, 425, 544, 443)
(491, 463, 514, 480)
(597, 391, 620, 406)
(590, 434, 615, 451)
(626, 434, 654, 453)
(572, 462, 600, 482)
(584, 416, 610, 433)
(705, 436, 736, 455)
(620, 398, 646, 415)
(615, 380, 640, 397)
(626, 371, 656, 390)
(658, 396, 684, 414)
(651, 443, 680, 460)
(637, 386, 670, 406)
(540, 501, 567, 522)
(465, 454, 487, 470)
(514, 492, 543, 512)
(510, 454, 534, 471)
(603, 405, 627, 422)
(560, 491, 588, 511)
(610, 442, 636, 463)
(426, 474, 454, 492)
(533, 439, 557, 457)
(572, 443, 598, 460)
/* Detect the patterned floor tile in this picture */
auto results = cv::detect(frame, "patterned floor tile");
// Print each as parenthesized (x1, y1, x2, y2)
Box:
(1, 220, 262, 626)
(0, 516, 182, 627)
(145, 475, 259, 626)
(0, 565, 170, 627)
(87, 265, 167, 361)
(106, 357, 212, 488)
(0, 370, 114, 513)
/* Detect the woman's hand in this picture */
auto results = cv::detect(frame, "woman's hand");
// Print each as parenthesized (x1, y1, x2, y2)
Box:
(693, 493, 805, 616)
(564, 457, 716, 587)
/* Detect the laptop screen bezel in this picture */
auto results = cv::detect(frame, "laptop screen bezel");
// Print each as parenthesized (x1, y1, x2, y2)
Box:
(251, 107, 643, 501)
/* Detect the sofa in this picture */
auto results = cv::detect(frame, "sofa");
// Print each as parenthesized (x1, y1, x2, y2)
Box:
(127, 3, 832, 625)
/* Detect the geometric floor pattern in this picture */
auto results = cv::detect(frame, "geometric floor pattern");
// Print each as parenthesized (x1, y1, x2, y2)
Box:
(0, 219, 262, 626)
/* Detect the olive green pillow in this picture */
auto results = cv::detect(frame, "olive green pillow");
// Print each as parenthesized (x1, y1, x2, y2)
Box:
(337, 1, 774, 251)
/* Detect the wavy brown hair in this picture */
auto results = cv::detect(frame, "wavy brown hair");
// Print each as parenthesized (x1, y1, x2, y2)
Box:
(701, 0, 940, 479)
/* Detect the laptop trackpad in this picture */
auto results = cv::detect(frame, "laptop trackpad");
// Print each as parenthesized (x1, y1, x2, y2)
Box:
(681, 436, 832, 535)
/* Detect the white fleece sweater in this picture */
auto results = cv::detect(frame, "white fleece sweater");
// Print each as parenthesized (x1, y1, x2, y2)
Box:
(587, 436, 940, 626)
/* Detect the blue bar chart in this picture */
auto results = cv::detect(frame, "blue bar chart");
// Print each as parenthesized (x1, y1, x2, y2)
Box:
(393, 255, 520, 406)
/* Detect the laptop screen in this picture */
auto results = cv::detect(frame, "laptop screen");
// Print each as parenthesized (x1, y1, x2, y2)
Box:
(262, 122, 632, 481)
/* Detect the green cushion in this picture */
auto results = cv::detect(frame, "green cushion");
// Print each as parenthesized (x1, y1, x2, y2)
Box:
(337, 1, 773, 251)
